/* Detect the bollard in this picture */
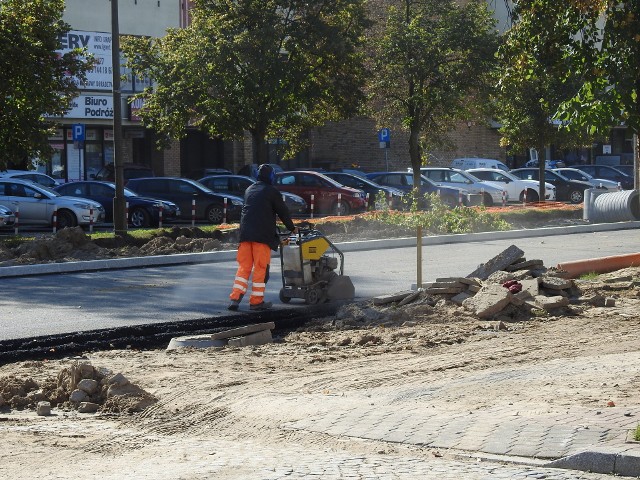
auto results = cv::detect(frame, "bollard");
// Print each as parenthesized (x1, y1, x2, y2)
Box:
(388, 193, 392, 208)
(158, 204, 163, 228)
(480, 188, 485, 206)
(89, 207, 94, 234)
(310, 194, 315, 218)
(125, 202, 129, 229)
(337, 193, 342, 215)
(523, 189, 527, 205)
(223, 197, 227, 224)
(191, 198, 196, 227)
(458, 190, 463, 206)
(52, 208, 57, 234)
(502, 190, 506, 207)
(365, 192, 370, 209)
(618, 182, 622, 191)
(14, 204, 19, 235)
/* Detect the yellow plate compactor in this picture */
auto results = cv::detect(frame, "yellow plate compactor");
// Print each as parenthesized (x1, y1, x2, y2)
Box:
(279, 227, 355, 305)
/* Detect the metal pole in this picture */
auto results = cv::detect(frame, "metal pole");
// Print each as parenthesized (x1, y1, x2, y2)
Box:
(111, 0, 126, 235)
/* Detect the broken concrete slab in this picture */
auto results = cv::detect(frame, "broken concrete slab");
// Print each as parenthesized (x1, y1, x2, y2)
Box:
(540, 276, 573, 290)
(373, 291, 415, 306)
(210, 322, 275, 341)
(466, 245, 525, 280)
(424, 287, 465, 295)
(519, 278, 540, 297)
(534, 295, 570, 310)
(486, 270, 517, 285)
(451, 291, 472, 305)
(468, 284, 481, 293)
(227, 329, 273, 347)
(436, 277, 482, 287)
(462, 283, 513, 319)
(505, 259, 544, 272)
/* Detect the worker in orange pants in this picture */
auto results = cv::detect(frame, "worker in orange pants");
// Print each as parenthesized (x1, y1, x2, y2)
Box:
(228, 164, 296, 311)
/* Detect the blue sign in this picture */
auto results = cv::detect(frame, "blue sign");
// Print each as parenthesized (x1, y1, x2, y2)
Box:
(378, 128, 390, 142)
(72, 123, 85, 142)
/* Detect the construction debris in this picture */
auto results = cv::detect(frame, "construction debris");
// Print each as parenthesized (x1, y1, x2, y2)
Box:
(166, 322, 275, 350)
(371, 245, 596, 321)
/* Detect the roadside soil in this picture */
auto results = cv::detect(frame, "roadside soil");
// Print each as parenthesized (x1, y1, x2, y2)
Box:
(1, 259, 638, 478)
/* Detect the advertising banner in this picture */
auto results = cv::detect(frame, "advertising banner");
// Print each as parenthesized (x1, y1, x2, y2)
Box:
(58, 30, 114, 90)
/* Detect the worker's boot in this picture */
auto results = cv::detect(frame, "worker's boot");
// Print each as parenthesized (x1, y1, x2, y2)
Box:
(227, 294, 243, 311)
(249, 301, 272, 311)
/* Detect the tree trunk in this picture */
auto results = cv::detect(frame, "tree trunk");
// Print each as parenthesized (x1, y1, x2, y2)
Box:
(409, 127, 421, 190)
(250, 130, 269, 165)
(537, 145, 546, 203)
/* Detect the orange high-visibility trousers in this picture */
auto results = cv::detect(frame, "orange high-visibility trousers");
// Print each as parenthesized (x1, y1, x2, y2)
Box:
(229, 241, 272, 305)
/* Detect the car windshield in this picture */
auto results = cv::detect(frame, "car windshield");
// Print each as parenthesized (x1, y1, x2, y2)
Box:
(188, 179, 216, 193)
(35, 184, 61, 197)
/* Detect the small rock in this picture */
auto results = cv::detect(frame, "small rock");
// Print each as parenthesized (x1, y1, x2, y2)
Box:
(36, 401, 51, 416)
(77, 378, 99, 395)
(107, 373, 130, 387)
(69, 389, 88, 403)
(78, 402, 100, 413)
(604, 297, 616, 307)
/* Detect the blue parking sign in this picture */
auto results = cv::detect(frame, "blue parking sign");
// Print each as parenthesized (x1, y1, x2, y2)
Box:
(72, 123, 85, 142)
(378, 128, 390, 142)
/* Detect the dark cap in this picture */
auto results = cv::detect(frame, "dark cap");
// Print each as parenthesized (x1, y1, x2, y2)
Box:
(257, 164, 275, 184)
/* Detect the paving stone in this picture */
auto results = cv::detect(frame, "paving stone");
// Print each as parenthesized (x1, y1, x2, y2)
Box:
(462, 283, 512, 318)
(467, 245, 525, 280)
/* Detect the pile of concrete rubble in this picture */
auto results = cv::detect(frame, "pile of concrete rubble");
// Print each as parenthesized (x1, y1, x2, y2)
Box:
(375, 244, 594, 320)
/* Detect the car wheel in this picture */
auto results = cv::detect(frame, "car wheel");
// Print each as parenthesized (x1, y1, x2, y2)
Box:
(482, 192, 494, 207)
(520, 189, 539, 202)
(206, 205, 224, 224)
(130, 208, 151, 228)
(568, 189, 584, 204)
(56, 209, 77, 229)
(332, 200, 350, 216)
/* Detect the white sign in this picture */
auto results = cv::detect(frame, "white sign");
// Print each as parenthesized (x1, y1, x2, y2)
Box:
(65, 94, 114, 119)
(58, 30, 114, 90)
(603, 144, 612, 154)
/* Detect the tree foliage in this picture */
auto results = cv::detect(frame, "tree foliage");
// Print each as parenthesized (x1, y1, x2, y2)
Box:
(121, 0, 370, 163)
(494, 1, 595, 157)
(0, 0, 93, 169)
(555, 1, 640, 141)
(369, 0, 499, 188)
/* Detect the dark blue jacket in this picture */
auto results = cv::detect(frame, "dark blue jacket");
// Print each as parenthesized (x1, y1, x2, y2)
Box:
(239, 181, 295, 250)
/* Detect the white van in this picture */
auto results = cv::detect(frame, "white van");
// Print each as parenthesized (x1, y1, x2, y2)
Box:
(450, 158, 509, 172)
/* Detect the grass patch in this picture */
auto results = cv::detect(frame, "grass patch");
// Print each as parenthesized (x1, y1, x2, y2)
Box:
(578, 272, 600, 281)
(634, 424, 640, 442)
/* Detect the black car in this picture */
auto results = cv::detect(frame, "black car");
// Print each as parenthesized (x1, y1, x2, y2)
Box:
(126, 177, 243, 224)
(573, 164, 634, 190)
(55, 181, 180, 228)
(198, 174, 307, 215)
(323, 172, 405, 209)
(92, 163, 155, 185)
(510, 168, 592, 203)
(365, 171, 464, 208)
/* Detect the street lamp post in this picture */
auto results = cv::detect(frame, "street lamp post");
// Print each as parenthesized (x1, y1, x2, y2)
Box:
(111, 0, 126, 234)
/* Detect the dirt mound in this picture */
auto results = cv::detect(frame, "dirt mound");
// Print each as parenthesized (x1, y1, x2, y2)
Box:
(0, 360, 156, 414)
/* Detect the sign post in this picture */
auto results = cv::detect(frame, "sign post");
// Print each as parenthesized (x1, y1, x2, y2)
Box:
(378, 128, 391, 171)
(72, 123, 85, 181)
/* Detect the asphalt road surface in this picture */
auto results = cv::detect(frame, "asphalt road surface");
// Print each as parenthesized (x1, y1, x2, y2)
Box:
(1, 228, 637, 341)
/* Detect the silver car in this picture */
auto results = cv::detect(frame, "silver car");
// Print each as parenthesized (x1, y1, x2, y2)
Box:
(553, 168, 619, 191)
(0, 178, 105, 228)
(419, 167, 508, 206)
(0, 204, 16, 228)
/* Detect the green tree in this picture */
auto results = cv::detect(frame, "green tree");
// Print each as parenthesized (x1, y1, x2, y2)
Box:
(0, 0, 93, 169)
(555, 1, 640, 175)
(121, 0, 370, 164)
(369, 0, 499, 188)
(494, 1, 594, 201)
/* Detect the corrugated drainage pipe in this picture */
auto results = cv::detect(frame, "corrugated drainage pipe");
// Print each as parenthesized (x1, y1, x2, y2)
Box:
(589, 189, 640, 223)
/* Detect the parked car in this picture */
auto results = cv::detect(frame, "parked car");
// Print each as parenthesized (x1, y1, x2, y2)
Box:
(467, 168, 557, 202)
(0, 204, 16, 228)
(274, 171, 366, 215)
(0, 170, 61, 188)
(553, 168, 619, 191)
(365, 171, 466, 208)
(55, 181, 180, 228)
(572, 164, 634, 190)
(185, 168, 232, 180)
(524, 159, 566, 169)
(450, 158, 509, 172)
(323, 172, 405, 209)
(92, 163, 155, 185)
(238, 163, 284, 179)
(510, 168, 592, 203)
(0, 178, 105, 228)
(419, 167, 508, 206)
(126, 177, 243, 224)
(198, 174, 307, 215)
(613, 164, 633, 177)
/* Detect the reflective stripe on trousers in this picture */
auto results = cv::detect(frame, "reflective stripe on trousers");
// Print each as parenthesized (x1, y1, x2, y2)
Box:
(229, 241, 272, 305)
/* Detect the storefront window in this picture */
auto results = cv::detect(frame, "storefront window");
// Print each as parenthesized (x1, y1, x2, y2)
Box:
(85, 143, 103, 180)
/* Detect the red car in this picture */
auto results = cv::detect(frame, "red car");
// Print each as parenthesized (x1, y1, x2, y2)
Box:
(275, 170, 366, 215)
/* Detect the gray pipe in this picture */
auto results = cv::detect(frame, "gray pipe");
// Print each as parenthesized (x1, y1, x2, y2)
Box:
(590, 189, 640, 223)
